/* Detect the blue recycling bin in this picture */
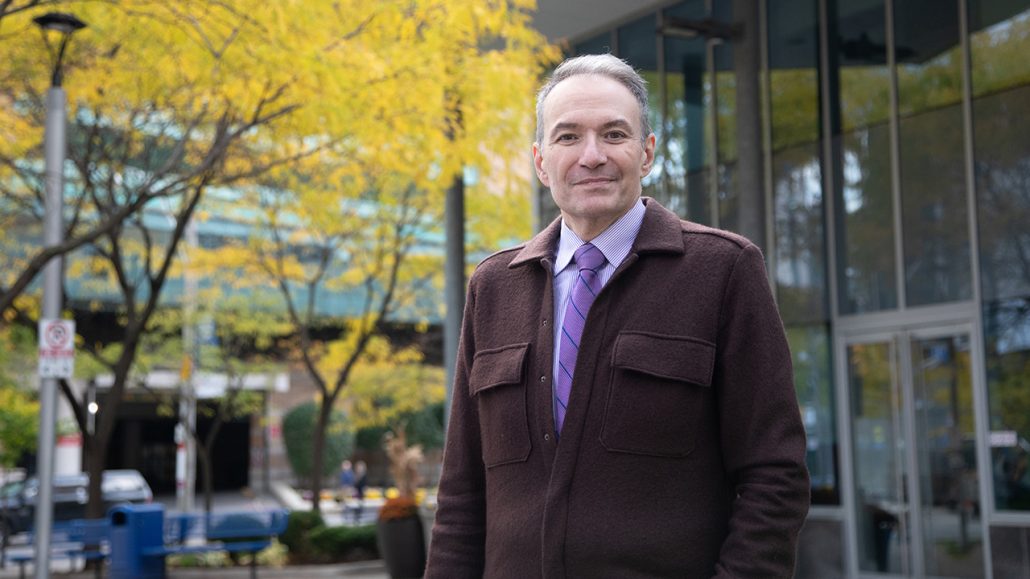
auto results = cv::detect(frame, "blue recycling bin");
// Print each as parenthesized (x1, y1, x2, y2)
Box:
(108, 502, 166, 579)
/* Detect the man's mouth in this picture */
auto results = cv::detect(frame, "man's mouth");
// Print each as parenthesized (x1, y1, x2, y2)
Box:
(573, 177, 615, 185)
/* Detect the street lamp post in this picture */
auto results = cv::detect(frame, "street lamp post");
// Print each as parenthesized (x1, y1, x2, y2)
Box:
(32, 12, 86, 579)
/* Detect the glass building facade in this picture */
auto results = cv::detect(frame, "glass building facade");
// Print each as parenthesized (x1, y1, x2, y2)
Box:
(539, 0, 1030, 576)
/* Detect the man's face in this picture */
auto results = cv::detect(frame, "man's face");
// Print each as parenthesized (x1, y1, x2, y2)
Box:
(534, 74, 655, 239)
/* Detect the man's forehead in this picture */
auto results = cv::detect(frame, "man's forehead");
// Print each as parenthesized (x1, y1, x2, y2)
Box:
(543, 76, 640, 125)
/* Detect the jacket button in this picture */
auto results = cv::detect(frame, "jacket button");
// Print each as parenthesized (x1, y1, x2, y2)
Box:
(539, 375, 546, 382)
(544, 433, 551, 441)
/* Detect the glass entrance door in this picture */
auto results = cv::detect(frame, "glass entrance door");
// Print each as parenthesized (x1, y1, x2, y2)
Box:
(844, 326, 986, 578)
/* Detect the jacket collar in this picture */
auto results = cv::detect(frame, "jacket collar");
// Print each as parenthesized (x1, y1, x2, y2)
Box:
(508, 197, 685, 268)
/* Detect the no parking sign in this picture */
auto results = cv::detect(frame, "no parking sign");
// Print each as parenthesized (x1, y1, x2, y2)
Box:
(38, 318, 75, 379)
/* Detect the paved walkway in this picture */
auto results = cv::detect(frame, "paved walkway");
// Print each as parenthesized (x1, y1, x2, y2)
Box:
(0, 490, 397, 578)
(0, 559, 389, 578)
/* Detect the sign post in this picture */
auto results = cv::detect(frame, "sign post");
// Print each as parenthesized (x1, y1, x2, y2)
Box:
(38, 319, 75, 379)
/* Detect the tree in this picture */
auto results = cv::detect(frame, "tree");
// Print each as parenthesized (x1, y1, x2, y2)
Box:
(0, 322, 38, 468)
(3, 0, 554, 517)
(1, 0, 347, 517)
(187, 0, 554, 514)
(282, 401, 354, 487)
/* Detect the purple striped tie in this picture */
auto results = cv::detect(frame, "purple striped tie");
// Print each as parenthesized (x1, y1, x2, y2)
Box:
(555, 243, 606, 435)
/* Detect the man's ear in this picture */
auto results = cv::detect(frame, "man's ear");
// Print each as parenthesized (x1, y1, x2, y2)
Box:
(640, 133, 656, 177)
(533, 143, 550, 187)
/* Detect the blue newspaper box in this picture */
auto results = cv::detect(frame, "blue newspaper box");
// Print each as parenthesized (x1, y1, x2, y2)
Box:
(108, 502, 166, 579)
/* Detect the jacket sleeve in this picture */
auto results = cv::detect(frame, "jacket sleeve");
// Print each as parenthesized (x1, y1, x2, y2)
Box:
(424, 276, 487, 579)
(712, 244, 811, 578)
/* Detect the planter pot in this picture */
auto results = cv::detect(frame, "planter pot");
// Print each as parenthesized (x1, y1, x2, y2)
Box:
(377, 516, 426, 578)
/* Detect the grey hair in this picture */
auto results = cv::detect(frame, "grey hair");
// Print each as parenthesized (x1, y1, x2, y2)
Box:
(535, 53, 652, 145)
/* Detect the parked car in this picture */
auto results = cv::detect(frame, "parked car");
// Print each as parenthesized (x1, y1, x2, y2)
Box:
(0, 469, 152, 542)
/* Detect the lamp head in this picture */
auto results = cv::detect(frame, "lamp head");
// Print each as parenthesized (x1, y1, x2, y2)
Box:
(32, 12, 87, 35)
(32, 12, 87, 87)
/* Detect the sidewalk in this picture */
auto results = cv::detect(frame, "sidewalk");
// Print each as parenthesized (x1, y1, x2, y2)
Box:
(0, 559, 389, 578)
(0, 489, 394, 578)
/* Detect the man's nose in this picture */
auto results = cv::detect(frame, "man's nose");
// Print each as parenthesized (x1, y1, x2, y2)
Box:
(578, 135, 607, 167)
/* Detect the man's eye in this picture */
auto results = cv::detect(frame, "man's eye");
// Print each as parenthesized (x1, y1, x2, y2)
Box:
(606, 131, 628, 140)
(556, 134, 578, 142)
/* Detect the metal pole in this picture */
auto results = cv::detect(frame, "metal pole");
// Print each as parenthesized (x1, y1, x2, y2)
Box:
(443, 174, 465, 431)
(34, 85, 67, 579)
(177, 218, 198, 512)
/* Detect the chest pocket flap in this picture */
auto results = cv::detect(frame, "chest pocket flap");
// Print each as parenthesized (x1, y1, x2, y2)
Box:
(469, 342, 530, 395)
(612, 331, 715, 387)
(468, 343, 531, 467)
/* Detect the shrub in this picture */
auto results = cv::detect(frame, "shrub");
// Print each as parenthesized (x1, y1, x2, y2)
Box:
(280, 510, 325, 562)
(308, 524, 379, 561)
(282, 401, 354, 483)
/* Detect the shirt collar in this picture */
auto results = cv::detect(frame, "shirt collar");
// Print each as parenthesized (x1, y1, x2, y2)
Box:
(554, 199, 646, 276)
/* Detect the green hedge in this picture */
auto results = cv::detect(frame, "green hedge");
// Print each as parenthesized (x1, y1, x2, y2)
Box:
(281, 510, 378, 564)
(280, 510, 325, 561)
(309, 524, 379, 561)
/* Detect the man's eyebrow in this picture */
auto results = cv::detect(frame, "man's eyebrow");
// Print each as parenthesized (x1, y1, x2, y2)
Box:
(548, 119, 634, 140)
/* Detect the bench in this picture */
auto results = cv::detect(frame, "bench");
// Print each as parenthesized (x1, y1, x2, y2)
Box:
(147, 509, 288, 579)
(6, 519, 109, 579)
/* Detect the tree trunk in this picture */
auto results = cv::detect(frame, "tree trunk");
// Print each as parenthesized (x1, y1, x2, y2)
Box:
(308, 398, 333, 515)
(198, 445, 214, 515)
(85, 443, 108, 519)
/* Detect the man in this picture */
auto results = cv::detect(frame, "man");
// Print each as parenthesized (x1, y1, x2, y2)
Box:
(425, 54, 810, 578)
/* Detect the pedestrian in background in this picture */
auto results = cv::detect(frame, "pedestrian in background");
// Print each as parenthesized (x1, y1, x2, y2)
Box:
(352, 460, 368, 523)
(337, 459, 355, 504)
(425, 53, 810, 578)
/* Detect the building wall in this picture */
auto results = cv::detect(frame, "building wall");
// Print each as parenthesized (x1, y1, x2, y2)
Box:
(541, 0, 1030, 576)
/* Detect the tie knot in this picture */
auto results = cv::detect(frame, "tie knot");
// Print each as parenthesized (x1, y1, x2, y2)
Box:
(574, 243, 605, 272)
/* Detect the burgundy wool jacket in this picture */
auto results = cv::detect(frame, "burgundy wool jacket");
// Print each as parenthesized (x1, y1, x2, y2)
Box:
(425, 197, 810, 579)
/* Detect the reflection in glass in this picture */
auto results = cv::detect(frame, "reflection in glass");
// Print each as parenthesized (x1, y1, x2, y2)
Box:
(836, 125, 897, 314)
(831, 0, 898, 315)
(911, 334, 984, 577)
(896, 0, 972, 307)
(618, 16, 661, 199)
(973, 86, 1030, 303)
(788, 325, 837, 505)
(774, 146, 827, 322)
(713, 36, 737, 230)
(983, 299, 1030, 512)
(970, 1, 1030, 513)
(848, 341, 908, 574)
(769, 0, 826, 324)
(662, 33, 709, 222)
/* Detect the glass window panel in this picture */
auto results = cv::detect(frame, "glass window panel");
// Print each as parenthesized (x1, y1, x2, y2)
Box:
(848, 340, 908, 574)
(896, 19, 971, 305)
(768, 0, 820, 149)
(831, 0, 898, 315)
(836, 125, 897, 314)
(898, 105, 972, 306)
(895, 0, 972, 307)
(618, 16, 662, 198)
(970, 0, 1030, 514)
(788, 325, 838, 505)
(713, 40, 737, 229)
(910, 333, 985, 578)
(774, 145, 828, 323)
(769, 0, 827, 324)
(983, 300, 1030, 512)
(663, 32, 710, 222)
